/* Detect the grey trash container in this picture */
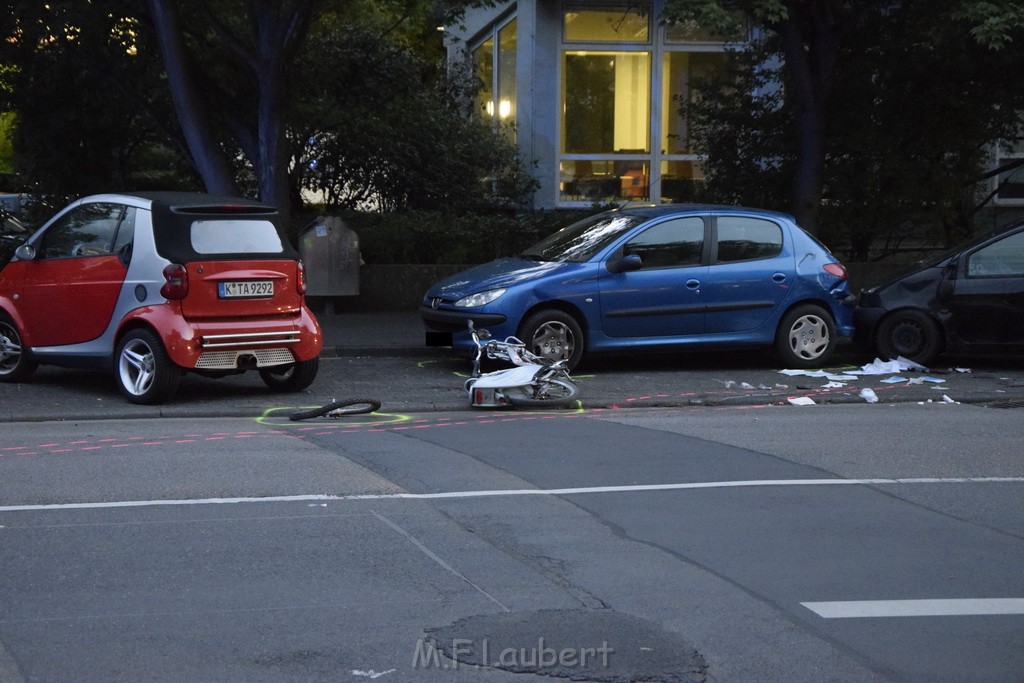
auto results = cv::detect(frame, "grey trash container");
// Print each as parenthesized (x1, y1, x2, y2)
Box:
(298, 216, 360, 297)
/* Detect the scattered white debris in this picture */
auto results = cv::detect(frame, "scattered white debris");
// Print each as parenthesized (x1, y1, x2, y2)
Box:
(955, 368, 972, 373)
(788, 396, 816, 406)
(821, 381, 846, 388)
(740, 382, 755, 389)
(849, 357, 928, 375)
(860, 388, 879, 403)
(880, 376, 906, 384)
(941, 395, 958, 404)
(351, 670, 396, 679)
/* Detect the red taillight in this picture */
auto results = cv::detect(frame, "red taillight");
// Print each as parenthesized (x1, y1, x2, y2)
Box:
(160, 264, 189, 300)
(296, 260, 307, 295)
(823, 262, 848, 280)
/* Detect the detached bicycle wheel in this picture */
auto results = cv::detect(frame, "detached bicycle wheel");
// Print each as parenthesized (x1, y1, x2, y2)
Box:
(505, 378, 579, 409)
(289, 398, 382, 421)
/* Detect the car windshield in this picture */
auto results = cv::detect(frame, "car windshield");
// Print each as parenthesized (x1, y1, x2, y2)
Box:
(521, 212, 645, 263)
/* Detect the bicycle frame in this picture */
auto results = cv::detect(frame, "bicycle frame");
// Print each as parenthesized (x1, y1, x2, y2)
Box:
(464, 322, 577, 408)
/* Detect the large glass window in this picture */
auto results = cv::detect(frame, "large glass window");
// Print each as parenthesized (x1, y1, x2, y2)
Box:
(498, 20, 517, 125)
(563, 51, 650, 154)
(564, 8, 649, 42)
(558, 5, 728, 206)
(662, 51, 727, 155)
(472, 37, 494, 122)
(472, 19, 517, 137)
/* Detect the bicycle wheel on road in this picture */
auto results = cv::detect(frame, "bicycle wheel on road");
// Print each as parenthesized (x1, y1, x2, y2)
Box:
(289, 398, 382, 421)
(504, 378, 579, 409)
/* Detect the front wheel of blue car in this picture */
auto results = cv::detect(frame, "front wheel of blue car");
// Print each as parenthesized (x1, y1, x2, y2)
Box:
(519, 310, 584, 370)
(775, 304, 836, 369)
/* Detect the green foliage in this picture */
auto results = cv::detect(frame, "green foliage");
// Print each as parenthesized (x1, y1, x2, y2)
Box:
(956, 0, 1024, 48)
(1, 0, 524, 217)
(0, 1, 196, 199)
(326, 209, 597, 265)
(290, 24, 536, 213)
(0, 112, 14, 175)
(684, 0, 1024, 259)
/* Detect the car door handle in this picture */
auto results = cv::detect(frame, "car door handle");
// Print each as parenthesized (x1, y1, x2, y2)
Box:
(686, 279, 701, 289)
(772, 272, 787, 283)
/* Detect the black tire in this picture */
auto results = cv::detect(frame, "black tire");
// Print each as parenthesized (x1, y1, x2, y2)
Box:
(260, 357, 320, 392)
(0, 313, 37, 382)
(875, 310, 942, 365)
(774, 304, 837, 368)
(289, 398, 381, 421)
(518, 309, 585, 370)
(504, 378, 580, 409)
(115, 328, 181, 405)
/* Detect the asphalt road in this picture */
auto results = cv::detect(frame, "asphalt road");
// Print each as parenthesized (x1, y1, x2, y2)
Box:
(1, 401, 1022, 681)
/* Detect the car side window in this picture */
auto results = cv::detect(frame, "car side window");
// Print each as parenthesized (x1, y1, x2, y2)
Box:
(622, 217, 704, 269)
(39, 203, 125, 259)
(716, 217, 783, 263)
(966, 231, 1024, 278)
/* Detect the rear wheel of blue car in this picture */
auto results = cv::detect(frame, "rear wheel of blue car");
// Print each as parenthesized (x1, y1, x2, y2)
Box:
(775, 304, 837, 368)
(520, 310, 584, 370)
(875, 310, 942, 366)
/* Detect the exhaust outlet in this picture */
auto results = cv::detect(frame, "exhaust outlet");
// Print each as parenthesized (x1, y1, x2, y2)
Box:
(237, 354, 258, 369)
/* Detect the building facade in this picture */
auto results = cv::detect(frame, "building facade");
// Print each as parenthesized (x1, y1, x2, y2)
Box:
(447, 1, 735, 210)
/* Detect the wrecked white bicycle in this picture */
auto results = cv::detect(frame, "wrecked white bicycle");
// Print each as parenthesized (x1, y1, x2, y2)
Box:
(464, 321, 580, 409)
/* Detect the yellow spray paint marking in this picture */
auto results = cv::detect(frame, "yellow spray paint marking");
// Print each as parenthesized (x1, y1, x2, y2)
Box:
(255, 406, 411, 428)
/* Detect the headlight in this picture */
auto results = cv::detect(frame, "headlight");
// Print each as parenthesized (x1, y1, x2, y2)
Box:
(454, 288, 507, 308)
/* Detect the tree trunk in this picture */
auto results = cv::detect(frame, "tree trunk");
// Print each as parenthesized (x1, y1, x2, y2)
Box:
(775, 1, 842, 236)
(145, 0, 237, 196)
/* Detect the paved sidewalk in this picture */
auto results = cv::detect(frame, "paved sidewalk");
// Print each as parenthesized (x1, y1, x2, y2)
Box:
(316, 311, 428, 355)
(2, 310, 1023, 422)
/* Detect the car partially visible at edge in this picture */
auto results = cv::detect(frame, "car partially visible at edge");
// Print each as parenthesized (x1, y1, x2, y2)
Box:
(855, 222, 1024, 365)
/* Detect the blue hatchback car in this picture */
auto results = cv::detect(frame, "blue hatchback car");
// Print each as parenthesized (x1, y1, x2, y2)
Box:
(420, 205, 855, 369)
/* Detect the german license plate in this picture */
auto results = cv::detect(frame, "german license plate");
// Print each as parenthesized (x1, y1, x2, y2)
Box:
(218, 280, 273, 298)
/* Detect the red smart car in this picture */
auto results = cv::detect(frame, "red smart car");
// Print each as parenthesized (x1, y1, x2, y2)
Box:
(0, 192, 322, 404)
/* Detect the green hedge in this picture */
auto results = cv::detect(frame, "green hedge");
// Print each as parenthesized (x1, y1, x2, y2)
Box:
(295, 209, 599, 265)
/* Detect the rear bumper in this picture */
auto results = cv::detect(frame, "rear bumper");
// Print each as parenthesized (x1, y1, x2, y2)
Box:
(120, 304, 323, 370)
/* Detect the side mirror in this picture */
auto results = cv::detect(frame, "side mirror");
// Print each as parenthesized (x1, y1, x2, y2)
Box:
(937, 258, 958, 301)
(14, 244, 36, 261)
(608, 254, 643, 274)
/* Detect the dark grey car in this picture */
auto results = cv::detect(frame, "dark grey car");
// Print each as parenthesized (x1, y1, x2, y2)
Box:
(855, 223, 1024, 364)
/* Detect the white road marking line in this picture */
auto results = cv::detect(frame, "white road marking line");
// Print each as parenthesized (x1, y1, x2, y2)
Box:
(803, 598, 1024, 619)
(371, 510, 510, 613)
(0, 477, 1022, 513)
